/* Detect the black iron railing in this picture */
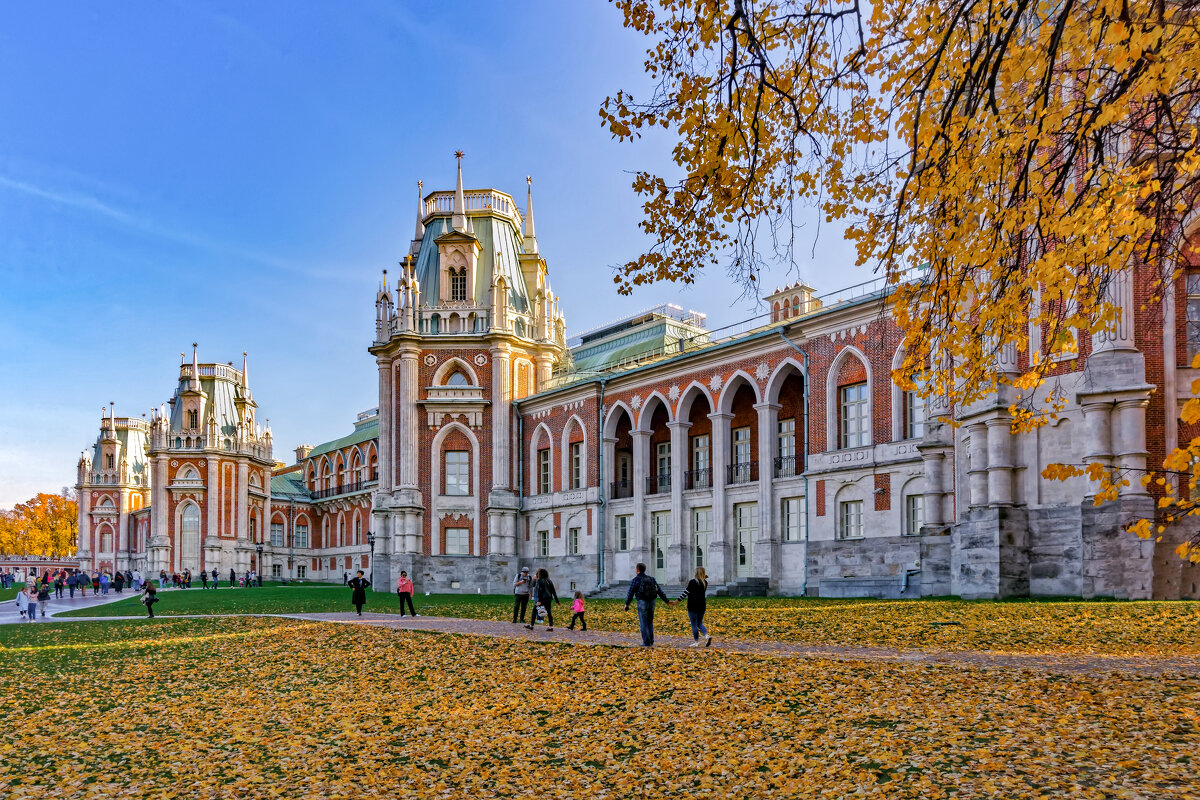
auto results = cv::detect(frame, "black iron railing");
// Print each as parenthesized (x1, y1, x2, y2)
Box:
(645, 472, 671, 495)
(774, 455, 800, 478)
(684, 468, 712, 490)
(610, 479, 633, 499)
(727, 461, 757, 484)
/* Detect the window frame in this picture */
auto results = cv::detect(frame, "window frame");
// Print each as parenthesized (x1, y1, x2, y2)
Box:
(569, 441, 583, 489)
(568, 526, 581, 555)
(616, 515, 631, 551)
(838, 499, 864, 540)
(839, 382, 869, 449)
(295, 523, 309, 548)
(904, 390, 926, 440)
(777, 417, 796, 460)
(692, 433, 710, 473)
(781, 496, 806, 542)
(445, 527, 470, 555)
(537, 528, 550, 558)
(270, 522, 285, 547)
(444, 450, 470, 496)
(904, 494, 925, 536)
(296, 564, 307, 579)
(537, 448, 551, 494)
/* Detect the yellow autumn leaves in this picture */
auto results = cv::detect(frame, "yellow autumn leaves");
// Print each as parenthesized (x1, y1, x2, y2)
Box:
(2, 616, 1198, 799)
(0, 493, 77, 558)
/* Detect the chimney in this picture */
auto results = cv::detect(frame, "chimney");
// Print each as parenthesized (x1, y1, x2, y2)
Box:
(294, 444, 314, 464)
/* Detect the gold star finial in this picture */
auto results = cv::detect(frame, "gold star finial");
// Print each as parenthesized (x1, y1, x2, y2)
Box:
(454, 150, 464, 160)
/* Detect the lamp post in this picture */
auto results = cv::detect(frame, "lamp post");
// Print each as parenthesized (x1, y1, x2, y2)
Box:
(367, 532, 376, 586)
(255, 543, 264, 587)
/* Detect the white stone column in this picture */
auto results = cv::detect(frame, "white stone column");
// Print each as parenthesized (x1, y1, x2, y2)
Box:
(377, 357, 393, 492)
(708, 412, 733, 583)
(631, 429, 651, 561)
(206, 457, 219, 546)
(985, 417, 1015, 506)
(397, 348, 420, 489)
(117, 490, 129, 568)
(1115, 397, 1151, 496)
(967, 422, 989, 508)
(921, 451, 945, 526)
(667, 421, 691, 582)
(1092, 268, 1137, 354)
(491, 346, 512, 489)
(534, 353, 554, 391)
(754, 402, 780, 583)
(78, 487, 92, 566)
(237, 461, 250, 543)
(1080, 403, 1114, 498)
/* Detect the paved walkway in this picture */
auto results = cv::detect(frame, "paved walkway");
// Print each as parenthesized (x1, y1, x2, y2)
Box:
(0, 587, 137, 625)
(17, 609, 1200, 675)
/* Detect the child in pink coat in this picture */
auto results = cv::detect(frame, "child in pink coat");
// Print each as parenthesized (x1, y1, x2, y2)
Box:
(567, 591, 587, 631)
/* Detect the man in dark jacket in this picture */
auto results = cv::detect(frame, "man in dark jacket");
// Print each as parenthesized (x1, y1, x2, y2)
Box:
(348, 570, 371, 616)
(624, 563, 672, 646)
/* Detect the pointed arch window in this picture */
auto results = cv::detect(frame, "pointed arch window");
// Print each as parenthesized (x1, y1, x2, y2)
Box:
(450, 268, 467, 302)
(187, 409, 199, 429)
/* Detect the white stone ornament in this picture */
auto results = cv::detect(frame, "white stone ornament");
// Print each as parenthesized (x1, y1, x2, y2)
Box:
(668, 385, 680, 401)
(473, 353, 488, 366)
(708, 374, 724, 393)
(423, 354, 437, 366)
(755, 362, 769, 382)
(631, 394, 643, 411)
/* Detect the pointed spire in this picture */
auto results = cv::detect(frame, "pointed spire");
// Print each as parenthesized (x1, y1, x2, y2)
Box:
(452, 150, 467, 232)
(191, 342, 199, 387)
(413, 180, 425, 241)
(524, 176, 538, 254)
(109, 402, 115, 430)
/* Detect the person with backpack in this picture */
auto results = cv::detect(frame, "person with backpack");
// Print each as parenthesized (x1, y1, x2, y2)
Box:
(524, 568, 560, 631)
(678, 566, 712, 647)
(36, 582, 51, 617)
(512, 567, 532, 624)
(624, 563, 673, 646)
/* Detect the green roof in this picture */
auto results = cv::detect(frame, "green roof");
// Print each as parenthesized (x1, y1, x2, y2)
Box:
(270, 471, 310, 499)
(308, 417, 379, 459)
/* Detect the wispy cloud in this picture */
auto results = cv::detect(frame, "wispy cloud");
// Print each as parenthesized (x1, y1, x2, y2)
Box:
(0, 169, 352, 281)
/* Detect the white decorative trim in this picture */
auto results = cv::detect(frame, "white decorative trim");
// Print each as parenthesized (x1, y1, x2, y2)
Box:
(668, 385, 680, 401)
(423, 354, 437, 366)
(631, 394, 643, 411)
(473, 353, 488, 366)
(708, 374, 724, 393)
(755, 362, 770, 382)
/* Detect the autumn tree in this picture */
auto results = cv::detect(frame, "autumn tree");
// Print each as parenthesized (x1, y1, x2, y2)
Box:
(601, 0, 1200, 555)
(0, 493, 79, 557)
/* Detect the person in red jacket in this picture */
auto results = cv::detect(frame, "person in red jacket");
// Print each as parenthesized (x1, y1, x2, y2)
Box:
(395, 571, 418, 617)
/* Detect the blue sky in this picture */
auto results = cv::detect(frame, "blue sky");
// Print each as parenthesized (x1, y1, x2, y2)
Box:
(0, 1, 864, 508)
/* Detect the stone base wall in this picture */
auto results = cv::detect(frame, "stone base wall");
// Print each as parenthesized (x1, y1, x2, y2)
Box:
(806, 533, 947, 598)
(1080, 497, 1156, 599)
(378, 552, 601, 596)
(951, 507, 1030, 599)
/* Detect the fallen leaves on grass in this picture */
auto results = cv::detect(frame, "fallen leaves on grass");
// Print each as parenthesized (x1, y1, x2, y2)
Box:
(1, 617, 1198, 799)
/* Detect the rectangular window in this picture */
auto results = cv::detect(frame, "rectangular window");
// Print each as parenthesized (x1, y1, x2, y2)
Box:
(777, 418, 795, 460)
(692, 434, 710, 473)
(105, 454, 114, 470)
(296, 564, 307, 579)
(1187, 274, 1200, 364)
(568, 526, 581, 555)
(734, 502, 757, 574)
(569, 442, 583, 489)
(905, 494, 925, 536)
(839, 500, 864, 539)
(904, 391, 926, 440)
(782, 496, 806, 542)
(445, 527, 469, 555)
(840, 383, 869, 449)
(445, 451, 470, 496)
(271, 564, 282, 578)
(693, 507, 712, 568)
(100, 532, 113, 552)
(655, 441, 671, 490)
(538, 448, 551, 494)
(270, 522, 284, 547)
(537, 529, 549, 557)
(295, 523, 309, 548)
(733, 426, 751, 464)
(450, 269, 467, 302)
(652, 511, 670, 572)
(616, 515, 631, 551)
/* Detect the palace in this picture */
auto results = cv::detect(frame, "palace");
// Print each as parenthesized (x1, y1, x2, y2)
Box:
(76, 159, 1200, 599)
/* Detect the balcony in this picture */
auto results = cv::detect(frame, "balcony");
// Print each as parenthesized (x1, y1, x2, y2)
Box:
(684, 468, 712, 490)
(610, 479, 633, 500)
(727, 461, 758, 484)
(645, 472, 671, 495)
(774, 455, 800, 478)
(312, 478, 377, 500)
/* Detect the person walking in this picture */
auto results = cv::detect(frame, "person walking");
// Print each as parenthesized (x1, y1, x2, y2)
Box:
(678, 567, 712, 647)
(67, 572, 78, 599)
(624, 563, 672, 647)
(100, 572, 110, 595)
(348, 570, 371, 616)
(113, 571, 125, 594)
(512, 566, 532, 624)
(15, 584, 28, 620)
(395, 571, 417, 617)
(200, 569, 209, 589)
(53, 573, 64, 599)
(229, 568, 236, 586)
(567, 591, 587, 631)
(91, 572, 101, 596)
(36, 582, 51, 618)
(159, 570, 168, 589)
(211, 568, 219, 588)
(141, 582, 159, 618)
(24, 585, 39, 622)
(525, 568, 560, 632)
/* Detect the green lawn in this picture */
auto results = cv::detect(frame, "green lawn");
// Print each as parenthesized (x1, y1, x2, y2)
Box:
(0, 583, 24, 603)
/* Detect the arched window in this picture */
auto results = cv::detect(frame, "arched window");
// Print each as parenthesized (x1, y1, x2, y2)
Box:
(446, 371, 469, 387)
(450, 268, 467, 302)
(181, 504, 201, 567)
(187, 409, 198, 428)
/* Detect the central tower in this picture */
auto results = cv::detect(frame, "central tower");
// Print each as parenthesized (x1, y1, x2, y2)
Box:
(369, 155, 566, 591)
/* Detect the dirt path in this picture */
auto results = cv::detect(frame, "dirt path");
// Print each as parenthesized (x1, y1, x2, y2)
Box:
(286, 612, 1200, 675)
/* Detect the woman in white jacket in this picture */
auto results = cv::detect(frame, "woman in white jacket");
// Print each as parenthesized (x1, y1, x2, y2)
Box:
(15, 586, 28, 619)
